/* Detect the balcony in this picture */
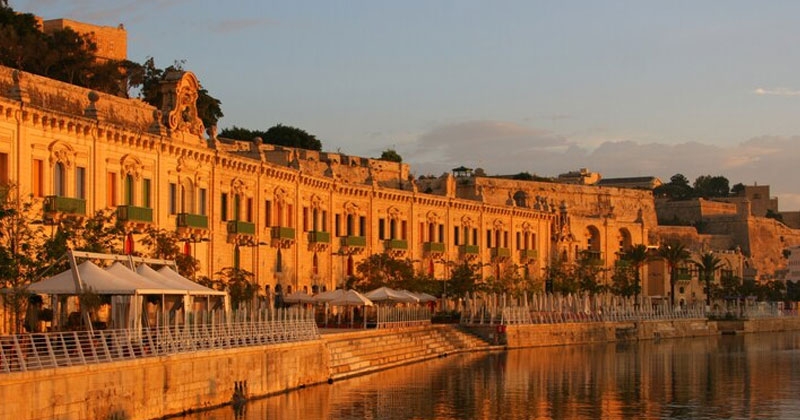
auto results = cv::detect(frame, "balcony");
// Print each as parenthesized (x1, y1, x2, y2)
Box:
(116, 205, 153, 223)
(341, 236, 366, 248)
(43, 195, 85, 216)
(423, 242, 446, 254)
(581, 250, 604, 266)
(519, 249, 538, 260)
(227, 220, 255, 235)
(271, 226, 296, 241)
(308, 230, 331, 244)
(177, 213, 208, 229)
(491, 247, 511, 259)
(676, 268, 693, 281)
(458, 244, 480, 255)
(385, 239, 408, 250)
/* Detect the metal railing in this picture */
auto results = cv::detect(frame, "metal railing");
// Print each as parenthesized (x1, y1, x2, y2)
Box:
(372, 306, 431, 329)
(1, 308, 319, 374)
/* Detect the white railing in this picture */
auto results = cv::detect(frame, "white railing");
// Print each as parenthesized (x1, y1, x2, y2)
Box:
(373, 306, 431, 329)
(1, 308, 319, 374)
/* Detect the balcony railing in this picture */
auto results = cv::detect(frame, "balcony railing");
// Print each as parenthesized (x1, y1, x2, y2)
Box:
(676, 268, 693, 281)
(519, 249, 538, 260)
(308, 231, 331, 244)
(459, 244, 480, 255)
(43, 195, 85, 216)
(271, 226, 296, 240)
(423, 242, 446, 254)
(177, 213, 208, 229)
(491, 247, 511, 258)
(385, 239, 408, 250)
(341, 236, 366, 247)
(227, 220, 255, 235)
(116, 205, 153, 223)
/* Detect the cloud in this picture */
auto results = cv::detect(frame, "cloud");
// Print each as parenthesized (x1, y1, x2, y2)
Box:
(405, 121, 800, 211)
(753, 87, 800, 96)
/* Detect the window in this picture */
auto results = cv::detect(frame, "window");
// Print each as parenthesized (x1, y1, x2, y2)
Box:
(220, 193, 228, 221)
(76, 167, 86, 199)
(168, 183, 177, 215)
(516, 232, 521, 250)
(53, 162, 66, 196)
(142, 178, 151, 207)
(124, 174, 134, 205)
(233, 194, 241, 221)
(438, 224, 444, 243)
(454, 226, 460, 246)
(472, 228, 478, 246)
(322, 210, 328, 232)
(312, 208, 318, 231)
(107, 172, 118, 206)
(0, 152, 7, 185)
(402, 221, 408, 240)
(265, 200, 272, 226)
(303, 207, 309, 232)
(246, 198, 253, 222)
(486, 230, 492, 248)
(359, 216, 366, 236)
(198, 187, 207, 215)
(335, 214, 341, 237)
(378, 219, 385, 240)
(287, 204, 293, 227)
(32, 159, 44, 197)
(346, 214, 354, 236)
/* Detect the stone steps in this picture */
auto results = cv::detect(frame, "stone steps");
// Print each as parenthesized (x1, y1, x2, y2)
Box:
(324, 325, 497, 379)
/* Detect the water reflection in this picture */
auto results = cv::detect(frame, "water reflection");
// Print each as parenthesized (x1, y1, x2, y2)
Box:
(184, 332, 800, 420)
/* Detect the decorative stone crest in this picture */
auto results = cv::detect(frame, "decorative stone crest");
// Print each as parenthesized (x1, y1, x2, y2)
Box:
(159, 71, 205, 138)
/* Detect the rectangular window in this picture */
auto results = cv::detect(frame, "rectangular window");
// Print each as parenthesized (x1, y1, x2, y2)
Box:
(76, 167, 86, 199)
(287, 204, 293, 227)
(265, 200, 272, 226)
(142, 178, 151, 207)
(516, 232, 521, 250)
(124, 175, 134, 205)
(335, 213, 341, 237)
(472, 228, 478, 247)
(438, 224, 444, 243)
(401, 220, 408, 240)
(198, 188, 207, 215)
(220, 193, 228, 221)
(486, 230, 492, 248)
(504, 231, 509, 248)
(33, 159, 44, 197)
(303, 207, 309, 232)
(246, 198, 253, 222)
(168, 183, 177, 214)
(322, 210, 328, 232)
(420, 222, 426, 243)
(454, 226, 460, 246)
(106, 172, 117, 206)
(346, 214, 354, 236)
(359, 216, 367, 236)
(378, 218, 385, 240)
(0, 152, 7, 185)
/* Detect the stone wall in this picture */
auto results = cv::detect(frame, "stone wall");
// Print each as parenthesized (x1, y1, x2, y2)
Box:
(0, 340, 329, 420)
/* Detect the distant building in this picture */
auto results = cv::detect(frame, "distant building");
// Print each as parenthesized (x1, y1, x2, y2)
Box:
(596, 176, 662, 190)
(723, 184, 778, 218)
(38, 18, 127, 62)
(557, 168, 601, 185)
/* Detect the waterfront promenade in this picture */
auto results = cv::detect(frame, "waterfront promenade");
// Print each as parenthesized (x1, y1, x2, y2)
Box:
(2, 302, 800, 420)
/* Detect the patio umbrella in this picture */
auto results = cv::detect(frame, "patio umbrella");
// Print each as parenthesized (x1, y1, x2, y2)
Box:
(283, 290, 316, 304)
(365, 286, 418, 303)
(328, 289, 374, 307)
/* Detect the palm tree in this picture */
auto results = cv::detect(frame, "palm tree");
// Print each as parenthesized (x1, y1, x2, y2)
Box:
(658, 241, 691, 306)
(695, 252, 724, 306)
(622, 244, 650, 298)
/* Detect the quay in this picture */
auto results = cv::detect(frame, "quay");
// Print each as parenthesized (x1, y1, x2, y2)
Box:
(3, 316, 800, 420)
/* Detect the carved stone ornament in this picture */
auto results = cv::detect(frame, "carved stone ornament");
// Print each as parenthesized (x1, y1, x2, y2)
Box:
(48, 142, 75, 168)
(121, 155, 144, 179)
(161, 71, 205, 137)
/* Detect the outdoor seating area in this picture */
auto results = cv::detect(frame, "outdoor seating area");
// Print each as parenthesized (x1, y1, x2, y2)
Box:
(282, 286, 436, 329)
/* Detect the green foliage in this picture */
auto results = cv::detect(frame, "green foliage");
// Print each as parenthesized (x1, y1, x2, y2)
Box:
(766, 209, 784, 223)
(658, 241, 691, 305)
(694, 252, 724, 305)
(653, 173, 694, 200)
(220, 124, 322, 150)
(446, 261, 482, 297)
(378, 149, 402, 163)
(215, 267, 257, 309)
(693, 175, 730, 198)
(731, 182, 746, 196)
(352, 253, 417, 291)
(139, 227, 199, 279)
(610, 263, 640, 297)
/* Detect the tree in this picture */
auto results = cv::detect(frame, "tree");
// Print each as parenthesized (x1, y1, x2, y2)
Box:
(352, 253, 415, 291)
(378, 149, 402, 163)
(621, 244, 649, 298)
(694, 252, 724, 306)
(610, 262, 639, 298)
(653, 173, 694, 200)
(215, 267, 257, 310)
(731, 183, 745, 196)
(658, 241, 691, 306)
(447, 261, 481, 298)
(139, 227, 199, 279)
(220, 124, 323, 150)
(693, 175, 730, 198)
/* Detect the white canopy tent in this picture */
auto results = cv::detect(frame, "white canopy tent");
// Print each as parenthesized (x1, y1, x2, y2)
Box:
(365, 286, 419, 304)
(25, 251, 229, 332)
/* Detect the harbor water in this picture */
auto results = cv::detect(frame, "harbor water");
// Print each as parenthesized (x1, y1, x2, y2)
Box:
(185, 332, 800, 419)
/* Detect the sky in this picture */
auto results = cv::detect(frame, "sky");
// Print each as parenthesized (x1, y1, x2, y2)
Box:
(13, 1, 800, 210)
